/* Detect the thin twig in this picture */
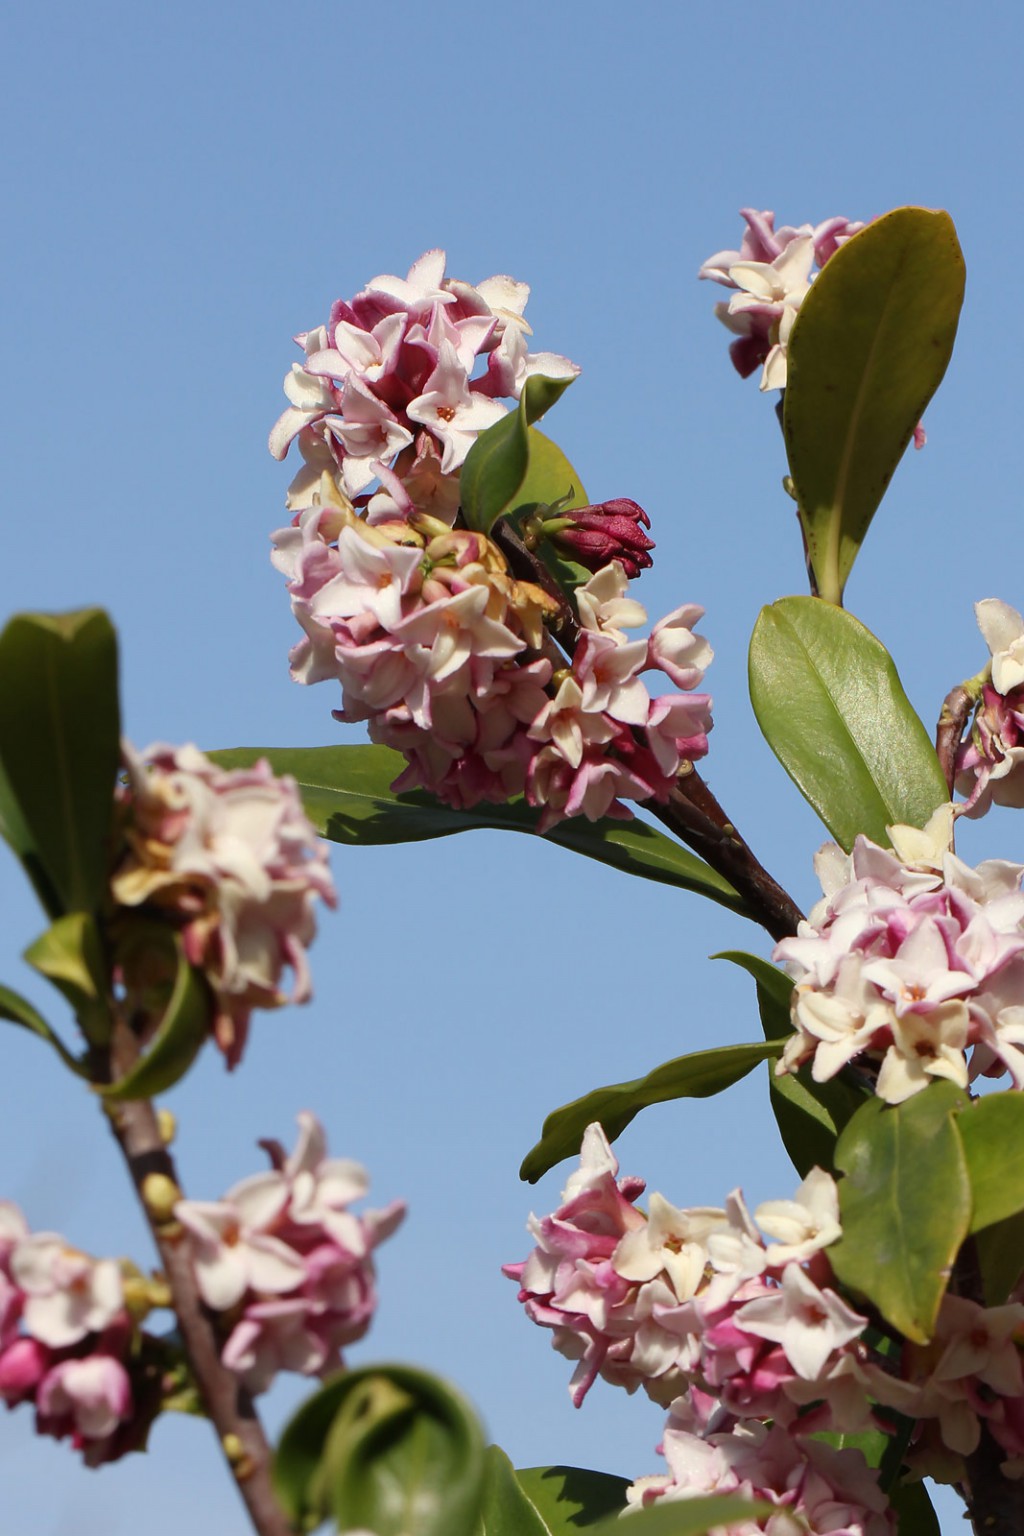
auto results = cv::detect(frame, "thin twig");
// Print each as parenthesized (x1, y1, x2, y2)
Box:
(492, 519, 805, 941)
(100, 1021, 292, 1536)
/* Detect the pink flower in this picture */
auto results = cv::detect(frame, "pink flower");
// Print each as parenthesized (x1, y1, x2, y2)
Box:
(10, 1236, 124, 1349)
(37, 1355, 133, 1442)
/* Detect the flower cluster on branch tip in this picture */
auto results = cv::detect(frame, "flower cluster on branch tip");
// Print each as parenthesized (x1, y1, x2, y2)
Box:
(956, 599, 1024, 816)
(270, 254, 714, 829)
(175, 1112, 404, 1394)
(111, 743, 336, 1067)
(699, 209, 865, 392)
(773, 805, 1024, 1102)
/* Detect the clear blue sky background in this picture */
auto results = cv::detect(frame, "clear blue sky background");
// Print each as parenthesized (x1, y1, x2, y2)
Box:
(1, 3, 1020, 1530)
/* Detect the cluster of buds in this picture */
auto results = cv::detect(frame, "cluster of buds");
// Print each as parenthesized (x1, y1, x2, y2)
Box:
(111, 743, 336, 1068)
(268, 248, 579, 512)
(0, 1202, 161, 1465)
(956, 599, 1024, 816)
(772, 807, 1024, 1102)
(699, 209, 865, 391)
(175, 1113, 404, 1393)
(522, 497, 655, 581)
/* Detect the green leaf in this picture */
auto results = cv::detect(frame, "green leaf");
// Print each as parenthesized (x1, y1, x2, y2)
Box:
(784, 208, 965, 604)
(956, 1093, 1024, 1233)
(510, 428, 589, 516)
(520, 1040, 782, 1183)
(24, 911, 111, 1045)
(511, 1465, 629, 1534)
(716, 952, 865, 1175)
(829, 1082, 971, 1342)
(99, 937, 210, 1101)
(889, 1478, 941, 1536)
(587, 1495, 773, 1536)
(0, 981, 88, 1077)
(207, 745, 752, 919)
(274, 1365, 486, 1536)
(974, 1211, 1024, 1306)
(0, 609, 120, 918)
(477, 1448, 550, 1536)
(748, 597, 948, 850)
(461, 375, 576, 534)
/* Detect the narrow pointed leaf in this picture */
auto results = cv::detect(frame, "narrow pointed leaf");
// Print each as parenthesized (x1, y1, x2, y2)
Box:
(511, 1465, 629, 1534)
(716, 952, 865, 1174)
(0, 982, 88, 1077)
(461, 375, 575, 534)
(511, 428, 589, 515)
(888, 1478, 941, 1536)
(99, 939, 210, 1101)
(25, 911, 111, 1045)
(784, 208, 965, 603)
(477, 1448, 549, 1536)
(957, 1093, 1024, 1233)
(207, 745, 752, 918)
(829, 1083, 971, 1342)
(749, 597, 947, 849)
(274, 1365, 486, 1536)
(0, 609, 120, 918)
(520, 1041, 782, 1184)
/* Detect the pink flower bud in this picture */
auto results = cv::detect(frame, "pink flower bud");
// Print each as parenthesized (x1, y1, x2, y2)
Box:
(0, 1336, 50, 1404)
(548, 500, 655, 579)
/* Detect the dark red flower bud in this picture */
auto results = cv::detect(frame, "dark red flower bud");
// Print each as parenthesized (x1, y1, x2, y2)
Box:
(548, 499, 655, 579)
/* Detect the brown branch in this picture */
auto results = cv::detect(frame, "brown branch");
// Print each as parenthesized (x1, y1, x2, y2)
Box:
(936, 680, 975, 797)
(100, 1021, 292, 1536)
(492, 519, 805, 942)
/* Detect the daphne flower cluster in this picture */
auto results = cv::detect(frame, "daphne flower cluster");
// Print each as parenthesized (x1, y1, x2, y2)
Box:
(956, 599, 1024, 816)
(274, 477, 713, 826)
(175, 1113, 404, 1393)
(269, 248, 579, 513)
(699, 209, 865, 390)
(0, 1202, 142, 1464)
(112, 743, 336, 1068)
(504, 1124, 871, 1422)
(772, 807, 1024, 1102)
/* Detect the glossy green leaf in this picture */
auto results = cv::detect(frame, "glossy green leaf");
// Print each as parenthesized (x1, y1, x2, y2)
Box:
(99, 938, 210, 1101)
(274, 1365, 486, 1536)
(24, 911, 111, 1045)
(0, 609, 120, 918)
(888, 1478, 941, 1536)
(511, 1465, 629, 1534)
(520, 1040, 782, 1183)
(460, 375, 576, 534)
(784, 208, 965, 604)
(956, 1093, 1024, 1233)
(829, 1083, 971, 1342)
(749, 597, 947, 850)
(511, 428, 589, 515)
(716, 952, 865, 1174)
(0, 981, 88, 1077)
(207, 744, 752, 919)
(477, 1448, 550, 1536)
(974, 1210, 1024, 1306)
(587, 1495, 773, 1536)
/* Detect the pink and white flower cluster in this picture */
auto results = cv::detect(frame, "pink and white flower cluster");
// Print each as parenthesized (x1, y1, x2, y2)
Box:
(627, 1417, 893, 1536)
(274, 481, 713, 827)
(956, 599, 1024, 816)
(699, 209, 865, 391)
(112, 743, 336, 1067)
(504, 1124, 872, 1426)
(175, 1113, 404, 1394)
(0, 1201, 138, 1464)
(269, 249, 579, 512)
(772, 808, 1024, 1102)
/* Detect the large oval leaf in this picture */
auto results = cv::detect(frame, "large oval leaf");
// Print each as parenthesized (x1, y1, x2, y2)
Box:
(957, 1094, 1024, 1233)
(0, 609, 120, 918)
(829, 1082, 971, 1342)
(784, 208, 965, 603)
(716, 952, 865, 1175)
(511, 1465, 629, 1534)
(520, 1040, 781, 1184)
(511, 428, 589, 514)
(587, 1496, 773, 1536)
(748, 596, 948, 849)
(208, 745, 752, 919)
(274, 1365, 486, 1536)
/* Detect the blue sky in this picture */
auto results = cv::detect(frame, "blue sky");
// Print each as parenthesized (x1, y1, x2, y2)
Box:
(0, 2, 1020, 1529)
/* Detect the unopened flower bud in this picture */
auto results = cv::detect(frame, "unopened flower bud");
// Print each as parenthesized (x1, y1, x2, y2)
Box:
(546, 499, 655, 579)
(142, 1174, 182, 1226)
(157, 1109, 177, 1147)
